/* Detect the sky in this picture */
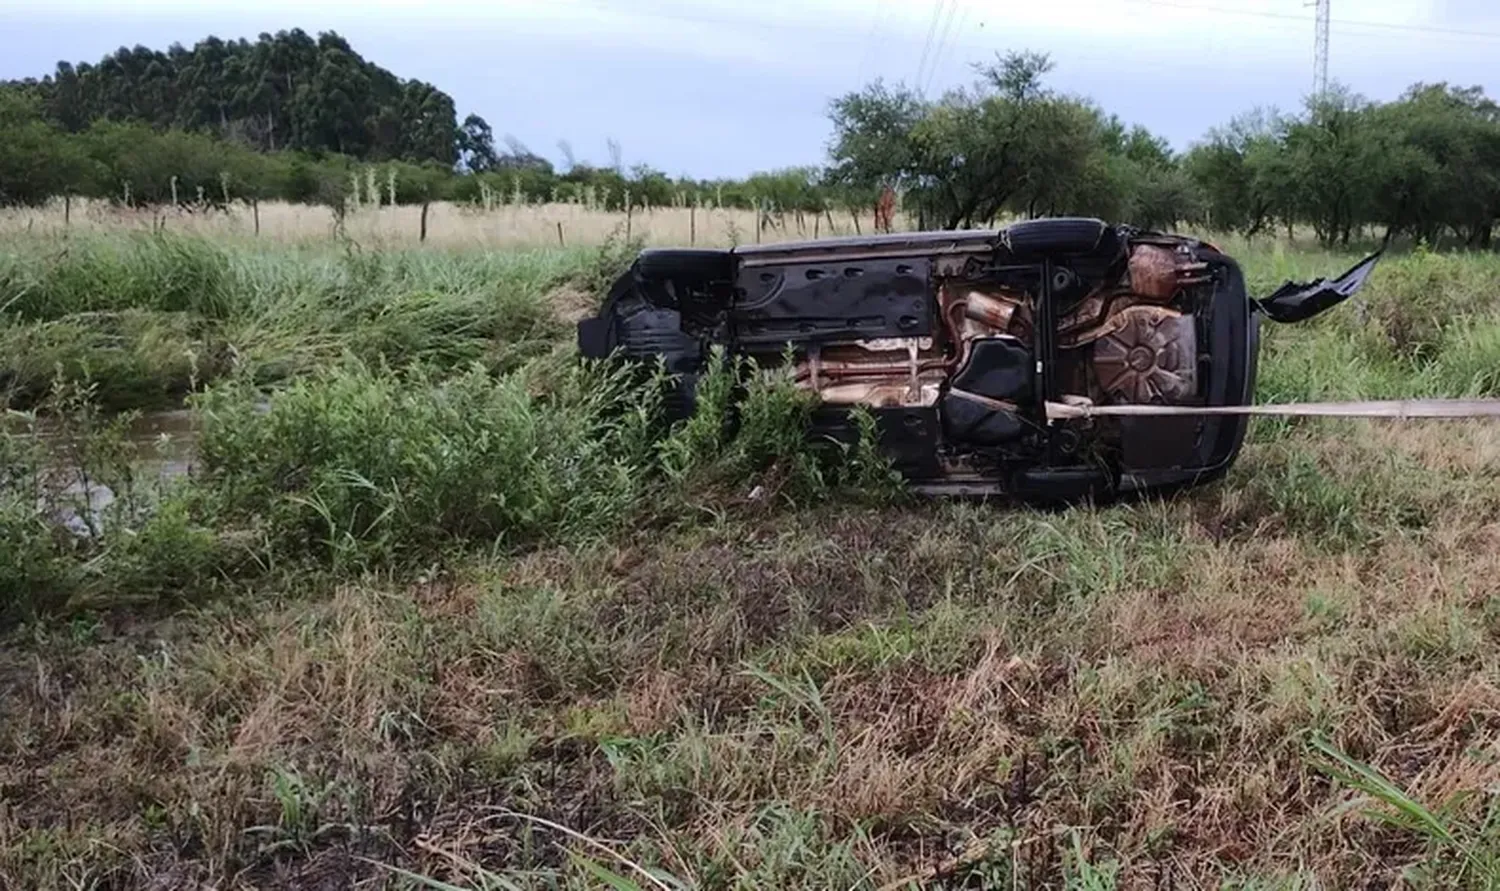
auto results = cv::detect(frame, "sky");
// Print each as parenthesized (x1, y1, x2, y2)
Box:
(3, 0, 1500, 179)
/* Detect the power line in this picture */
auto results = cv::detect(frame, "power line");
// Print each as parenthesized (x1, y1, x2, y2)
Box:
(1313, 0, 1329, 97)
(856, 0, 890, 83)
(914, 0, 949, 94)
(1119, 0, 1500, 42)
(922, 0, 964, 95)
(942, 1, 976, 90)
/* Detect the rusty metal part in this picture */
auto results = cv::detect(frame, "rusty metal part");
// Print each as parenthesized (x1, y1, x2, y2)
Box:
(808, 361, 949, 379)
(1127, 244, 1211, 302)
(960, 289, 1021, 332)
(1056, 291, 1158, 346)
(1057, 245, 1213, 349)
(1008, 303, 1035, 342)
(796, 338, 944, 408)
(939, 284, 1026, 373)
(1056, 287, 1114, 337)
(1092, 306, 1197, 404)
(1057, 289, 1149, 347)
(932, 284, 1014, 375)
(817, 381, 942, 408)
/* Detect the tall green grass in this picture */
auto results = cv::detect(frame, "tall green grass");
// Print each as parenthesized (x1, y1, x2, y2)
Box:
(4, 234, 1500, 624)
(0, 233, 593, 410)
(1, 346, 897, 621)
(1309, 734, 1500, 887)
(193, 350, 898, 572)
(1251, 245, 1500, 407)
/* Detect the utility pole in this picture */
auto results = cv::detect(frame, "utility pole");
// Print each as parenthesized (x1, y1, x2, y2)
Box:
(1313, 0, 1330, 98)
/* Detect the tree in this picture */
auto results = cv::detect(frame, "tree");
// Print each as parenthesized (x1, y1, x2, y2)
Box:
(827, 79, 925, 193)
(1365, 84, 1500, 246)
(457, 114, 497, 172)
(4, 30, 474, 165)
(1185, 109, 1289, 236)
(827, 53, 1152, 230)
(1282, 86, 1378, 246)
(0, 90, 100, 206)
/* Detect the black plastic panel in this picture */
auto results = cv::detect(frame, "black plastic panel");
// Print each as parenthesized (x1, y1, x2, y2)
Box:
(941, 336, 1033, 447)
(809, 405, 941, 479)
(1119, 415, 1202, 470)
(942, 394, 1027, 446)
(731, 257, 931, 346)
(950, 337, 1032, 402)
(635, 249, 735, 283)
(616, 306, 699, 370)
(1009, 466, 1113, 503)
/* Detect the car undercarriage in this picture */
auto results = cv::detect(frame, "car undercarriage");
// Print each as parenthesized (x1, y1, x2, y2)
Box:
(578, 218, 1382, 501)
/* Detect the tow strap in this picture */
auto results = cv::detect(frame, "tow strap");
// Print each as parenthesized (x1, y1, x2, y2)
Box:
(1046, 398, 1500, 421)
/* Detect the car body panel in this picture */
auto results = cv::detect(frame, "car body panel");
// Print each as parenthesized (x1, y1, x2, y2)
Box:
(578, 218, 1380, 501)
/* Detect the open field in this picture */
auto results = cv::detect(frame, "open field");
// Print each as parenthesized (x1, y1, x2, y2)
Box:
(0, 200, 897, 251)
(4, 230, 1500, 889)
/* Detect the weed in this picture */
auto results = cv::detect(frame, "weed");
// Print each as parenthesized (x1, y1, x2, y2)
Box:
(4, 237, 1500, 889)
(1309, 734, 1500, 886)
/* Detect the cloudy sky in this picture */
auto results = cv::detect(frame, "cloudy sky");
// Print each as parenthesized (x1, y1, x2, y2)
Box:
(4, 0, 1499, 178)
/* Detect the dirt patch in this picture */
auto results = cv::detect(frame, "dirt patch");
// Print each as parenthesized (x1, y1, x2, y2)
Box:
(544, 284, 598, 325)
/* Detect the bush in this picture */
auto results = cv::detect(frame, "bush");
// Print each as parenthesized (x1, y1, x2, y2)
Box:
(192, 349, 899, 572)
(194, 359, 668, 569)
(1433, 314, 1500, 396)
(0, 489, 81, 624)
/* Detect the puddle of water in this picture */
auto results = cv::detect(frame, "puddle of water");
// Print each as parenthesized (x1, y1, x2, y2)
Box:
(5, 408, 198, 480)
(116, 409, 199, 481)
(4, 408, 200, 536)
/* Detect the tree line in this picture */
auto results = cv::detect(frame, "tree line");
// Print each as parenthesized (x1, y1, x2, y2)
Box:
(3, 35, 1500, 248)
(829, 52, 1500, 247)
(5, 29, 470, 164)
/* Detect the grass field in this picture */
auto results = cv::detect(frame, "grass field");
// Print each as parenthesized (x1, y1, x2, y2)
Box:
(3, 226, 1500, 890)
(0, 200, 890, 251)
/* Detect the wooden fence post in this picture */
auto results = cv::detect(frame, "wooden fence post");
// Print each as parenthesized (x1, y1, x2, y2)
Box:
(556, 221, 565, 247)
(690, 204, 696, 245)
(420, 201, 430, 242)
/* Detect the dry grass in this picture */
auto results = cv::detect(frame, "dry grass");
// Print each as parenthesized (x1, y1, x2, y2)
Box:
(0, 199, 897, 250)
(5, 416, 1500, 888)
(4, 238, 1500, 888)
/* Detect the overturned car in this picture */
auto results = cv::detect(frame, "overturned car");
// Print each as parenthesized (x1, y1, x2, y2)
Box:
(578, 218, 1382, 501)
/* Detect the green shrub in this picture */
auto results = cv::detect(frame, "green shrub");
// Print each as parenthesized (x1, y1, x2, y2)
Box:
(192, 347, 897, 571)
(194, 359, 667, 568)
(0, 490, 81, 624)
